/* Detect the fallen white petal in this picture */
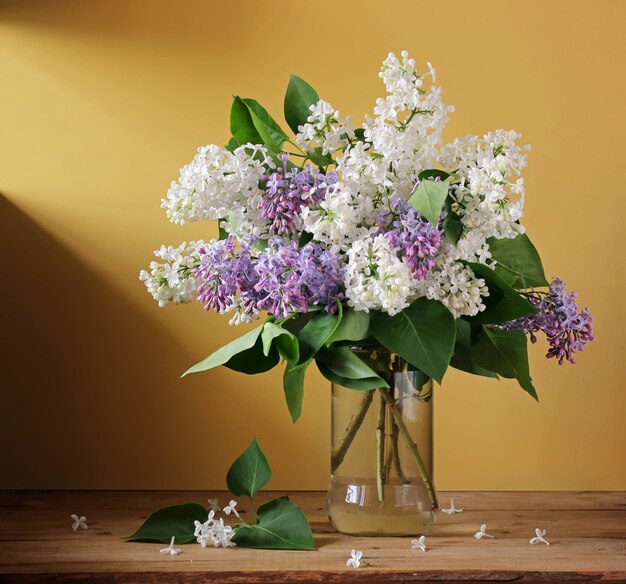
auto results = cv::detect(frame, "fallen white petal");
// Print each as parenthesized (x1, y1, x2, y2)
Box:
(441, 498, 463, 514)
(530, 528, 550, 545)
(160, 536, 182, 555)
(70, 514, 88, 532)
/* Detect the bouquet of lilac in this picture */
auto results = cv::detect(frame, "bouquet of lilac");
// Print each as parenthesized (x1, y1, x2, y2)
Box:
(141, 51, 593, 419)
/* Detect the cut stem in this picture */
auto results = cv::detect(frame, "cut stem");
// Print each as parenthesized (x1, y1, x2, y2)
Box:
(375, 391, 386, 503)
(383, 420, 393, 480)
(391, 418, 409, 484)
(331, 390, 374, 472)
(379, 389, 438, 511)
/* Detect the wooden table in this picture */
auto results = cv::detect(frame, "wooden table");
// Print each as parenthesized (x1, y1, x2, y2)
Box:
(0, 491, 624, 583)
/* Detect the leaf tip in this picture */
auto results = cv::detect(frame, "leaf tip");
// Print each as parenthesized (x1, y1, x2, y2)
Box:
(290, 411, 301, 423)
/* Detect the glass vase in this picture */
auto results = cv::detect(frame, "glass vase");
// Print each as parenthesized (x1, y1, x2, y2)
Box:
(327, 348, 437, 536)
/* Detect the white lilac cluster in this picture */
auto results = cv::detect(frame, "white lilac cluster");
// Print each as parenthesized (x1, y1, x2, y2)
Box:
(139, 241, 204, 307)
(296, 100, 355, 155)
(414, 251, 488, 317)
(161, 143, 274, 232)
(142, 51, 531, 319)
(344, 235, 416, 316)
(441, 129, 530, 242)
(193, 510, 236, 548)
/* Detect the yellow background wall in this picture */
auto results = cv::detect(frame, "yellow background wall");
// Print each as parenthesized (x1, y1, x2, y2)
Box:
(1, 0, 624, 491)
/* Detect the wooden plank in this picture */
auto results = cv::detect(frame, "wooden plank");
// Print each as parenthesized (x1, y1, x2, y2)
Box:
(0, 491, 624, 583)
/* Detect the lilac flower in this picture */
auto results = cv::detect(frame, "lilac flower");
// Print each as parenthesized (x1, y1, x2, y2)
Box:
(250, 239, 308, 317)
(193, 236, 344, 320)
(381, 199, 442, 280)
(249, 239, 344, 318)
(194, 237, 256, 312)
(503, 278, 594, 364)
(259, 153, 338, 236)
(299, 243, 345, 313)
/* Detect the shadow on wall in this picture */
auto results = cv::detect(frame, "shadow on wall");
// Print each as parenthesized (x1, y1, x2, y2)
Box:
(0, 194, 213, 488)
(0, 0, 264, 36)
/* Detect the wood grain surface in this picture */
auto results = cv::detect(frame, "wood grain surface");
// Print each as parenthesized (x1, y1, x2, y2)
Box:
(0, 491, 624, 583)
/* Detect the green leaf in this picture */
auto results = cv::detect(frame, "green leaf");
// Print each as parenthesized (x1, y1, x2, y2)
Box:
(225, 335, 280, 374)
(326, 310, 370, 346)
(354, 128, 367, 142)
(261, 322, 299, 364)
(450, 320, 499, 379)
(370, 298, 456, 383)
(407, 177, 450, 225)
(471, 326, 537, 399)
(298, 231, 314, 248)
(315, 346, 388, 390)
(182, 326, 263, 376)
(242, 98, 288, 153)
(226, 437, 271, 498)
(487, 234, 549, 289)
(232, 496, 314, 550)
(182, 325, 279, 377)
(443, 209, 464, 245)
(417, 169, 450, 181)
(230, 96, 263, 145)
(306, 148, 333, 168)
(280, 311, 317, 335)
(283, 360, 310, 422)
(218, 219, 229, 241)
(225, 136, 241, 152)
(463, 262, 537, 325)
(316, 361, 385, 390)
(296, 308, 342, 362)
(125, 503, 206, 544)
(284, 74, 320, 135)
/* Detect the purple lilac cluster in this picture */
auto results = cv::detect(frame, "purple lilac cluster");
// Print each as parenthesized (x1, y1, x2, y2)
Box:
(252, 239, 344, 317)
(194, 237, 344, 319)
(259, 153, 338, 235)
(503, 278, 594, 364)
(382, 199, 442, 280)
(194, 237, 256, 312)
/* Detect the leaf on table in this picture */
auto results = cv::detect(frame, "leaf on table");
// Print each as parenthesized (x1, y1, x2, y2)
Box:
(232, 497, 314, 550)
(226, 437, 272, 499)
(125, 503, 207, 544)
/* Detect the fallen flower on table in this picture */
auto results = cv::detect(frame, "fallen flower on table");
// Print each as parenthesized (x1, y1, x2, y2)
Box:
(223, 500, 240, 519)
(441, 498, 463, 514)
(70, 514, 88, 532)
(194, 511, 236, 549)
(530, 528, 550, 545)
(126, 439, 313, 551)
(207, 498, 221, 512)
(474, 524, 495, 540)
(347, 549, 363, 568)
(160, 536, 182, 555)
(411, 535, 427, 552)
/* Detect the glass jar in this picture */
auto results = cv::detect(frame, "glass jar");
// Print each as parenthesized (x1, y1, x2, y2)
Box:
(327, 348, 437, 536)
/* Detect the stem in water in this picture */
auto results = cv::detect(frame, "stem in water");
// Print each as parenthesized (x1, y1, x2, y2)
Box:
(331, 390, 374, 472)
(375, 390, 386, 503)
(379, 389, 438, 511)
